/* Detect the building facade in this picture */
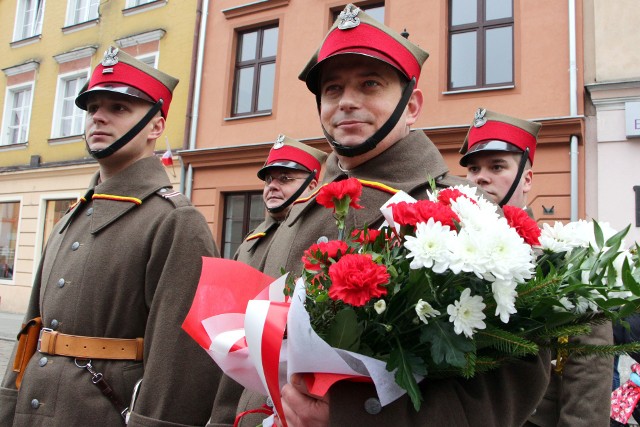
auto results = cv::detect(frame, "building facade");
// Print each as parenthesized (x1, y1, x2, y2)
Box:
(184, 0, 587, 259)
(0, 0, 200, 312)
(583, 0, 640, 245)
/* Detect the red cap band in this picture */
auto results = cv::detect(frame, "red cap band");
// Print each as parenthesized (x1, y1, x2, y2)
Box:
(468, 121, 537, 164)
(265, 145, 322, 178)
(88, 62, 173, 117)
(319, 23, 422, 83)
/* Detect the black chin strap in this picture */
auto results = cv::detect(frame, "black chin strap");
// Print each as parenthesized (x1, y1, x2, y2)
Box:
(498, 147, 530, 207)
(322, 77, 416, 158)
(267, 171, 316, 214)
(88, 99, 163, 159)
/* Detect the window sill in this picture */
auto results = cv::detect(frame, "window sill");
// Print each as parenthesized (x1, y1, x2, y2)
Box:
(224, 112, 272, 122)
(442, 85, 515, 95)
(0, 142, 28, 151)
(222, 0, 289, 19)
(48, 135, 84, 145)
(10, 35, 41, 48)
(123, 0, 168, 16)
(62, 18, 100, 35)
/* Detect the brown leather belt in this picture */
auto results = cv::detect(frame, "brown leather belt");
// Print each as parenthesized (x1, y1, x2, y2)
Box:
(38, 329, 144, 361)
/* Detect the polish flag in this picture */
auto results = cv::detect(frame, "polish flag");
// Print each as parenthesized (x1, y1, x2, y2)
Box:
(161, 148, 173, 166)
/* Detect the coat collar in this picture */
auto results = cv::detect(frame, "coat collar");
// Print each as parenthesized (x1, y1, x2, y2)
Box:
(243, 215, 280, 252)
(286, 130, 449, 226)
(60, 156, 172, 235)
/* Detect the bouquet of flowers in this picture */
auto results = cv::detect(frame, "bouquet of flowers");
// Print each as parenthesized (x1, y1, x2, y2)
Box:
(183, 178, 640, 423)
(291, 178, 640, 410)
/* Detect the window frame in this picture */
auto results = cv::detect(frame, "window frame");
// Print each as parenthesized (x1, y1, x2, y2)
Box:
(136, 52, 159, 69)
(33, 194, 78, 270)
(447, 0, 514, 91)
(221, 191, 265, 259)
(1, 82, 35, 147)
(13, 0, 45, 42)
(125, 0, 156, 7)
(51, 69, 89, 139)
(65, 0, 100, 26)
(231, 23, 279, 118)
(0, 197, 22, 285)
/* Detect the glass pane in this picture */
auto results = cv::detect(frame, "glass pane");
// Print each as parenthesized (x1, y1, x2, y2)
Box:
(0, 202, 20, 279)
(44, 199, 74, 245)
(451, 0, 477, 25)
(485, 26, 513, 85)
(249, 194, 265, 230)
(257, 63, 275, 112)
(450, 31, 477, 88)
(364, 5, 385, 23)
(240, 31, 258, 62)
(486, 0, 512, 20)
(261, 27, 279, 58)
(234, 67, 255, 114)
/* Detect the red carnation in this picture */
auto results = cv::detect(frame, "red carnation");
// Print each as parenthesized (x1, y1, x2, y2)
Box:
(328, 254, 389, 307)
(391, 200, 459, 230)
(503, 205, 541, 246)
(437, 188, 474, 206)
(316, 178, 364, 211)
(351, 229, 382, 244)
(302, 240, 349, 271)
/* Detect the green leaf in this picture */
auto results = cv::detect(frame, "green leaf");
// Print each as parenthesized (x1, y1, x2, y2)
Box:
(593, 220, 604, 250)
(420, 320, 474, 368)
(622, 257, 640, 296)
(327, 308, 362, 351)
(387, 345, 424, 411)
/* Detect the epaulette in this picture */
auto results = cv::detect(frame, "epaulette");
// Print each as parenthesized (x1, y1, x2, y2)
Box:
(156, 188, 191, 208)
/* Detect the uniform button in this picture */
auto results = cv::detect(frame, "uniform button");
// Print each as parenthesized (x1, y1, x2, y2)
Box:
(159, 188, 168, 193)
(50, 319, 59, 330)
(317, 236, 329, 244)
(31, 399, 40, 409)
(265, 396, 274, 408)
(86, 207, 94, 216)
(57, 278, 65, 288)
(364, 397, 381, 415)
(71, 242, 80, 251)
(38, 357, 48, 367)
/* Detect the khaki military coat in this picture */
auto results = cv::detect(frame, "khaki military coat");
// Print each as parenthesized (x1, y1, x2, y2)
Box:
(234, 215, 280, 271)
(211, 131, 551, 427)
(0, 157, 224, 427)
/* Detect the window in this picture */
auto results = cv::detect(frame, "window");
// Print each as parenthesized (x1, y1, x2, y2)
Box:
(137, 53, 158, 69)
(448, 0, 513, 90)
(2, 84, 34, 146)
(232, 25, 279, 116)
(333, 3, 385, 23)
(13, 0, 45, 41)
(221, 192, 265, 258)
(0, 201, 20, 281)
(52, 72, 87, 138)
(126, 0, 156, 7)
(43, 199, 74, 246)
(65, 0, 99, 26)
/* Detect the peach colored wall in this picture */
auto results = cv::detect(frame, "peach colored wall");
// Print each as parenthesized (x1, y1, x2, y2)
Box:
(194, 0, 584, 241)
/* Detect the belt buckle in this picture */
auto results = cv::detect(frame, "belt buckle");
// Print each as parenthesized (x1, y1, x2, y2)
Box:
(37, 328, 53, 353)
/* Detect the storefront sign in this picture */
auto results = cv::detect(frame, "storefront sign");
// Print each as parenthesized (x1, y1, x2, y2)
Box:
(626, 102, 640, 138)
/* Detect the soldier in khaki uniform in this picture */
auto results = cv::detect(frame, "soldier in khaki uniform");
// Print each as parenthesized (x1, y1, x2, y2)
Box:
(0, 47, 225, 426)
(460, 109, 614, 427)
(211, 5, 550, 427)
(235, 135, 327, 270)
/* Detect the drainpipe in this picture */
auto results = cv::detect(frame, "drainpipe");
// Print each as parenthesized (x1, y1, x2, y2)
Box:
(181, 0, 210, 198)
(568, 0, 579, 221)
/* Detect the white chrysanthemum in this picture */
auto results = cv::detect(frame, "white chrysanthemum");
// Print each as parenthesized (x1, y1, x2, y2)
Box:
(450, 195, 499, 233)
(556, 297, 575, 311)
(374, 300, 387, 315)
(492, 279, 518, 323)
(447, 288, 486, 338)
(482, 218, 535, 283)
(415, 299, 441, 324)
(404, 218, 457, 272)
(447, 228, 491, 278)
(574, 296, 599, 314)
(540, 221, 591, 252)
